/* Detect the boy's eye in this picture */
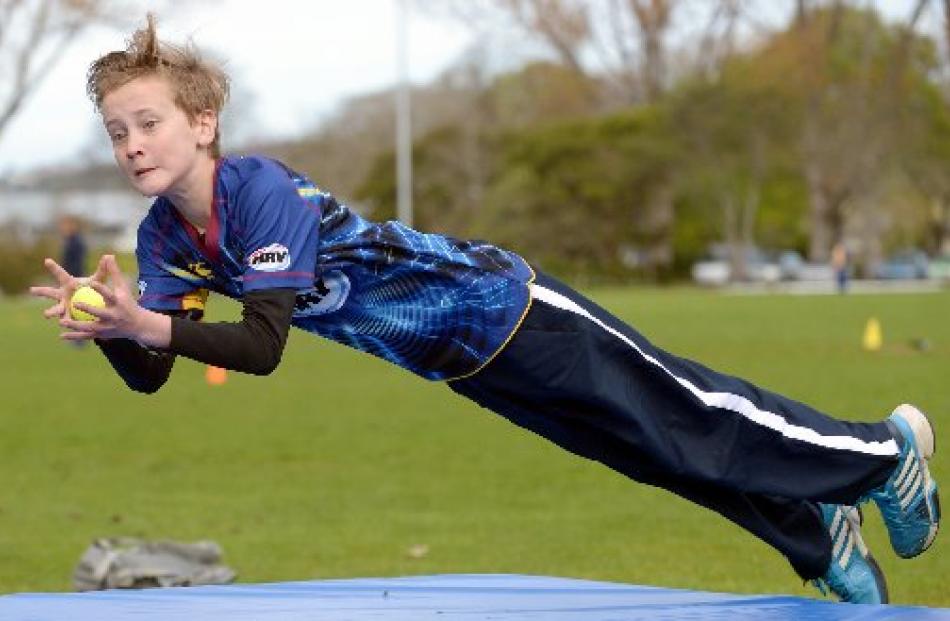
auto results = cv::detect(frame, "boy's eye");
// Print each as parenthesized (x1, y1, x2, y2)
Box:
(143, 119, 158, 130)
(109, 132, 126, 143)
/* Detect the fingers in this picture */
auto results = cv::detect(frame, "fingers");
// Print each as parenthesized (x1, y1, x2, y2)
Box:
(43, 258, 73, 286)
(60, 330, 97, 342)
(29, 285, 62, 302)
(59, 313, 105, 334)
(85, 279, 117, 306)
(92, 254, 129, 293)
(43, 302, 65, 319)
(30, 286, 66, 320)
(104, 255, 129, 292)
(91, 254, 111, 283)
(70, 301, 109, 322)
(37, 255, 129, 342)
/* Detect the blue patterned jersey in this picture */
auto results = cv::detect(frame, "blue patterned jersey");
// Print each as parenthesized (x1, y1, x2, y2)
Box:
(135, 155, 534, 380)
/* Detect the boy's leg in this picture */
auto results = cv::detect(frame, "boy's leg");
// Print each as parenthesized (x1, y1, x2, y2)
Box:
(450, 381, 831, 580)
(449, 270, 933, 599)
(458, 270, 899, 504)
(452, 374, 889, 602)
(450, 374, 831, 579)
(513, 271, 937, 560)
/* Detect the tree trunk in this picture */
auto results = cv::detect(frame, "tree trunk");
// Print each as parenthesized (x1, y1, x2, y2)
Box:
(795, 0, 809, 27)
(804, 153, 834, 262)
(937, 197, 950, 255)
(741, 184, 760, 256)
(629, 0, 673, 103)
(641, 181, 675, 279)
(722, 194, 747, 282)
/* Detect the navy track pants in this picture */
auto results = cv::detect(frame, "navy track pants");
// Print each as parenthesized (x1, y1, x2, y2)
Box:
(448, 270, 900, 579)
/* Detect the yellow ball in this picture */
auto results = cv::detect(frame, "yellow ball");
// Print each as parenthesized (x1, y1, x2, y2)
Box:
(70, 285, 105, 322)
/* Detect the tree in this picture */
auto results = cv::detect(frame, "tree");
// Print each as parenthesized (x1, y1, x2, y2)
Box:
(669, 69, 800, 281)
(352, 60, 603, 234)
(2, 1, 99, 139)
(358, 100, 682, 281)
(899, 76, 950, 255)
(0, 1, 181, 166)
(425, 0, 685, 105)
(785, 1, 932, 263)
(266, 57, 504, 205)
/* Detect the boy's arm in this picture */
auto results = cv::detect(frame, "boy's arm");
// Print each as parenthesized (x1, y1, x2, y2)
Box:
(96, 336, 177, 395)
(61, 256, 298, 383)
(167, 288, 297, 375)
(95, 302, 205, 394)
(94, 288, 297, 393)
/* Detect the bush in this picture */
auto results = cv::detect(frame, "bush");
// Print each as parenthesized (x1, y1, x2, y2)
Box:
(0, 228, 57, 295)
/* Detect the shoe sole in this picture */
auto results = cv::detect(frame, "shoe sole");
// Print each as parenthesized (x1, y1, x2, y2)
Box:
(865, 555, 889, 604)
(843, 505, 890, 604)
(890, 404, 939, 558)
(893, 404, 935, 460)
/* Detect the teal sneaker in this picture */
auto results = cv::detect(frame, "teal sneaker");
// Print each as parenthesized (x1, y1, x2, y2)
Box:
(813, 504, 888, 604)
(867, 404, 940, 558)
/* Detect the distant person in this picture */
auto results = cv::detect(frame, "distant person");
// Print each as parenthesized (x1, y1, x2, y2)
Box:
(58, 215, 89, 350)
(30, 15, 939, 605)
(831, 241, 849, 294)
(59, 215, 87, 277)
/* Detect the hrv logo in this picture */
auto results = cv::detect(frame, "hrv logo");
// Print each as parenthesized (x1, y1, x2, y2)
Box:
(248, 243, 291, 272)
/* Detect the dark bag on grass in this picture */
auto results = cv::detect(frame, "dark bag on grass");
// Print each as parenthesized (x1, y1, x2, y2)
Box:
(73, 537, 237, 591)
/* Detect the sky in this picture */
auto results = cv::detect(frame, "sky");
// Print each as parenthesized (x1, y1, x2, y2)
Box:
(0, 0, 477, 176)
(0, 0, 941, 178)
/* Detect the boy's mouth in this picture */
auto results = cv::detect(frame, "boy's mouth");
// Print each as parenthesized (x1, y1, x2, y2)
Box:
(134, 167, 156, 178)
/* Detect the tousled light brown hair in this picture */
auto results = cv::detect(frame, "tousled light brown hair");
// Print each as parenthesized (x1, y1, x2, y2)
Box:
(86, 13, 230, 157)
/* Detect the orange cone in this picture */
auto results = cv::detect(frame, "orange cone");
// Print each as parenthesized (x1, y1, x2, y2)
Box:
(205, 365, 228, 386)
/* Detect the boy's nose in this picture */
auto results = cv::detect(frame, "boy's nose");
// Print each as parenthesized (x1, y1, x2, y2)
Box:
(125, 133, 144, 159)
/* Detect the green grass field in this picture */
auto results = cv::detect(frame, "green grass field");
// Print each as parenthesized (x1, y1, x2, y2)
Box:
(1, 287, 947, 606)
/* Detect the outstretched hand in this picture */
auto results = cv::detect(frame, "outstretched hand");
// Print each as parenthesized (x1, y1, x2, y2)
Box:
(30, 254, 154, 343)
(30, 255, 109, 326)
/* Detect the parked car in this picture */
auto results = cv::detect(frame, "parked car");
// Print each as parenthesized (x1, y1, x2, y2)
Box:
(691, 245, 781, 286)
(691, 259, 731, 286)
(874, 250, 929, 280)
(776, 250, 835, 282)
(928, 255, 950, 280)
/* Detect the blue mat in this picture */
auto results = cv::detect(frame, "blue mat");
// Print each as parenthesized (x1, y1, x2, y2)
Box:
(1, 574, 947, 620)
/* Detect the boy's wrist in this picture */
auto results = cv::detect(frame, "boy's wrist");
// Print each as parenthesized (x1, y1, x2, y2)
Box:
(134, 308, 172, 349)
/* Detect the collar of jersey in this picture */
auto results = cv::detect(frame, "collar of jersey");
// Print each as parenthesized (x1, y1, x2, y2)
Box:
(171, 157, 223, 265)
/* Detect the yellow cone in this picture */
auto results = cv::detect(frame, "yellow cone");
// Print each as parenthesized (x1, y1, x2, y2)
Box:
(863, 317, 882, 352)
(205, 365, 228, 386)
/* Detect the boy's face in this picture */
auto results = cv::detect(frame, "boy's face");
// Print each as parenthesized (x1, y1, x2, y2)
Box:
(100, 75, 216, 197)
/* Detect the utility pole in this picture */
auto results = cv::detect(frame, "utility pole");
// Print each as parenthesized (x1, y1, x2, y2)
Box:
(395, 0, 413, 227)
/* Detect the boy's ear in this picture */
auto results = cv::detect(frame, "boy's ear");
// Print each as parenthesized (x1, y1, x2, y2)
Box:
(194, 109, 218, 148)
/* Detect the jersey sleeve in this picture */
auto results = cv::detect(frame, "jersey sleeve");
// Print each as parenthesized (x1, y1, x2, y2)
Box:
(236, 164, 320, 293)
(135, 217, 209, 318)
